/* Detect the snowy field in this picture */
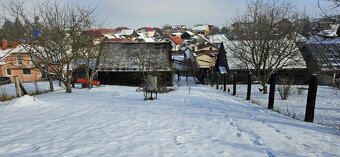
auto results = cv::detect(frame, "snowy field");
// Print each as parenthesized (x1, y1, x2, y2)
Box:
(221, 84, 340, 130)
(0, 80, 65, 97)
(0, 79, 339, 156)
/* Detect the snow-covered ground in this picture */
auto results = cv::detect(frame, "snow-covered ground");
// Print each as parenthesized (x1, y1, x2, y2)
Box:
(0, 80, 65, 97)
(222, 84, 340, 130)
(0, 79, 339, 156)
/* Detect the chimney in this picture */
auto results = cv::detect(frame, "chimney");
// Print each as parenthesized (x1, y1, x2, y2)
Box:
(1, 40, 8, 50)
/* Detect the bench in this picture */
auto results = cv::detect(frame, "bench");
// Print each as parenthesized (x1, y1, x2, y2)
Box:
(75, 78, 100, 86)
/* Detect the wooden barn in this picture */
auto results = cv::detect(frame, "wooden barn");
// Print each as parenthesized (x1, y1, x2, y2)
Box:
(98, 42, 173, 86)
(300, 36, 340, 85)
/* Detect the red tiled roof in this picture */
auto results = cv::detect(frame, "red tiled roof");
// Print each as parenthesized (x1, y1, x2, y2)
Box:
(167, 35, 184, 45)
(84, 30, 105, 38)
(144, 27, 154, 32)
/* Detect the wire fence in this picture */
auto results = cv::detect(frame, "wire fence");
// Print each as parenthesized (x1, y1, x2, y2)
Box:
(206, 72, 340, 130)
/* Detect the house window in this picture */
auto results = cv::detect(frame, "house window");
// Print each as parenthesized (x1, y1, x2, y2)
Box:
(16, 54, 22, 65)
(22, 68, 31, 75)
(6, 69, 11, 76)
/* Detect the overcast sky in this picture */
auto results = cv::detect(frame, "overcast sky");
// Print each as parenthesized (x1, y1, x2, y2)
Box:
(1, 0, 322, 29)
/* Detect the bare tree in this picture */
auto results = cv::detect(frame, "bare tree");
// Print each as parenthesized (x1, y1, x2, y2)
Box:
(318, 0, 340, 19)
(75, 35, 104, 89)
(4, 0, 97, 93)
(227, 0, 305, 94)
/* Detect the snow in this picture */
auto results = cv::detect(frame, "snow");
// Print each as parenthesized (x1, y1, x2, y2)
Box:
(0, 80, 65, 97)
(0, 78, 339, 156)
(120, 29, 134, 36)
(222, 84, 340, 130)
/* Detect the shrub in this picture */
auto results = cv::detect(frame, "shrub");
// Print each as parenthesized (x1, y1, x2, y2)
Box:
(0, 86, 14, 102)
(277, 79, 295, 100)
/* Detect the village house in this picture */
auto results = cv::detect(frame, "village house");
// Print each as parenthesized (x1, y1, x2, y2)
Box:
(161, 35, 185, 52)
(0, 40, 47, 82)
(181, 31, 195, 39)
(82, 30, 106, 45)
(192, 24, 209, 35)
(162, 25, 190, 35)
(136, 27, 155, 38)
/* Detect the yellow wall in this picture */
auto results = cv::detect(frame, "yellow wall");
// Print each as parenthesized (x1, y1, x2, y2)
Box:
(196, 55, 215, 67)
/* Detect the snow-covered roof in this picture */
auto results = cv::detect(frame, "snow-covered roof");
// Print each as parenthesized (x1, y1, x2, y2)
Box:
(307, 35, 340, 44)
(121, 29, 134, 36)
(224, 39, 306, 70)
(136, 33, 155, 42)
(0, 45, 30, 64)
(302, 36, 340, 71)
(209, 34, 227, 44)
(192, 25, 208, 32)
(171, 32, 183, 36)
(186, 31, 194, 36)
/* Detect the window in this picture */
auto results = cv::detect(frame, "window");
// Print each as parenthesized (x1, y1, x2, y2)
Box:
(22, 68, 31, 75)
(16, 54, 22, 65)
(6, 69, 11, 76)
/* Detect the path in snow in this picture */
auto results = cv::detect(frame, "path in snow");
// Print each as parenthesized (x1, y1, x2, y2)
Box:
(0, 80, 339, 156)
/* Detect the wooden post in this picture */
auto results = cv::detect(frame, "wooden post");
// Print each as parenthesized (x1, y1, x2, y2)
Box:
(305, 74, 318, 122)
(14, 76, 22, 97)
(216, 72, 219, 90)
(332, 72, 336, 87)
(206, 72, 209, 86)
(177, 72, 180, 81)
(223, 74, 226, 92)
(268, 73, 276, 109)
(210, 72, 214, 87)
(233, 72, 237, 95)
(48, 75, 54, 92)
(246, 72, 252, 100)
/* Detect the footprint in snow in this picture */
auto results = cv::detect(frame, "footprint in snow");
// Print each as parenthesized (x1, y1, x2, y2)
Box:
(253, 137, 264, 146)
(265, 151, 277, 157)
(235, 132, 242, 137)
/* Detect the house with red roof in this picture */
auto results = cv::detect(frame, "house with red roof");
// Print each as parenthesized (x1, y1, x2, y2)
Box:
(136, 27, 155, 38)
(0, 40, 47, 82)
(83, 30, 106, 44)
(161, 35, 185, 51)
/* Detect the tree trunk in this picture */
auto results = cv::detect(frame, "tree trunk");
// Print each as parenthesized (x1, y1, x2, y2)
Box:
(263, 84, 268, 94)
(48, 75, 54, 92)
(65, 79, 72, 93)
(88, 75, 93, 89)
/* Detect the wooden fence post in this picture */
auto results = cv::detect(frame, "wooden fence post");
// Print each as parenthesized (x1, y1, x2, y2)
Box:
(233, 72, 237, 95)
(14, 76, 22, 97)
(216, 72, 219, 90)
(268, 73, 276, 109)
(177, 72, 180, 81)
(206, 71, 209, 85)
(211, 72, 214, 87)
(246, 72, 252, 100)
(223, 74, 226, 92)
(305, 74, 318, 122)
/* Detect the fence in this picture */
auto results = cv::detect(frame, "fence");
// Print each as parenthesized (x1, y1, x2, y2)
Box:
(206, 72, 340, 130)
(0, 77, 63, 102)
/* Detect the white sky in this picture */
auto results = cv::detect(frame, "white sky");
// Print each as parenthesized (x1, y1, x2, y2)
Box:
(0, 0, 323, 29)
